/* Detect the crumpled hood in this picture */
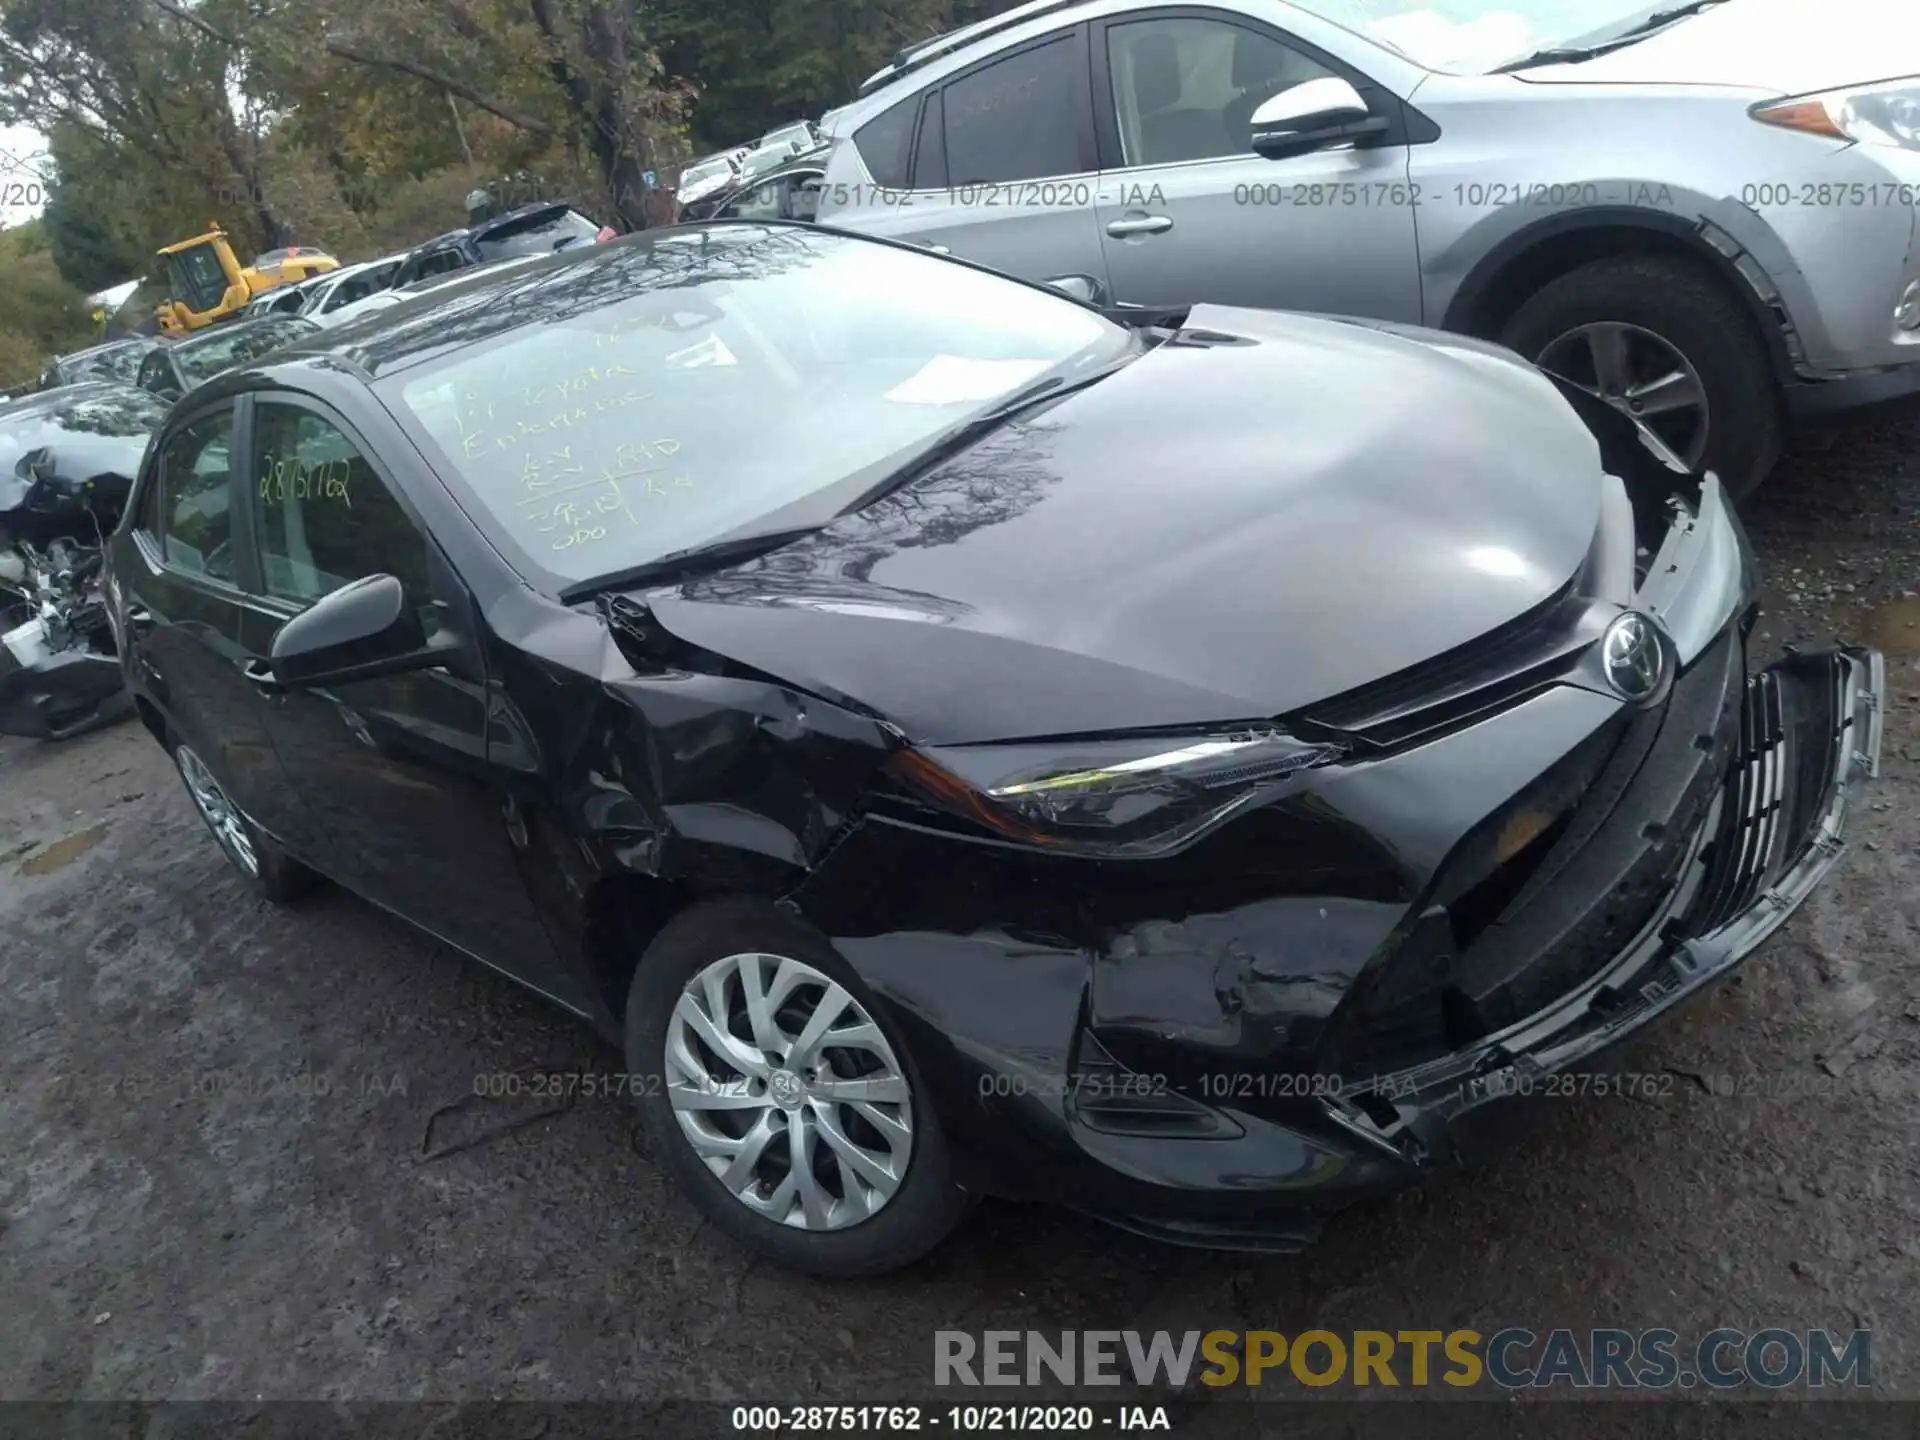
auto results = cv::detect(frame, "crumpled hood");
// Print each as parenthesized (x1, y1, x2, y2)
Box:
(645, 305, 1606, 745)
(1513, 0, 1917, 94)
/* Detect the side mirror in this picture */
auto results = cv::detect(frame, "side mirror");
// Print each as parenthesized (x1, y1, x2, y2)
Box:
(1043, 274, 1106, 306)
(1250, 78, 1389, 160)
(269, 573, 442, 687)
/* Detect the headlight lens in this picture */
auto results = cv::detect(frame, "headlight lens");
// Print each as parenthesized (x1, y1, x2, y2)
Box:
(1751, 77, 1920, 148)
(886, 728, 1347, 856)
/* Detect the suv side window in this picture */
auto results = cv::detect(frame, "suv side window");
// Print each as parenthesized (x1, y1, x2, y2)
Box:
(942, 36, 1086, 185)
(854, 93, 917, 189)
(1106, 16, 1335, 167)
(252, 403, 435, 615)
(156, 410, 236, 582)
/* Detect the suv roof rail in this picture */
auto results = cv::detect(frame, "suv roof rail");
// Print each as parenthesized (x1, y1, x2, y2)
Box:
(856, 0, 1085, 95)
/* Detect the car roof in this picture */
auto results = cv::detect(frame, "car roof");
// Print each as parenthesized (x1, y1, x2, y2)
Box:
(221, 222, 834, 387)
(176, 314, 317, 351)
(58, 337, 154, 363)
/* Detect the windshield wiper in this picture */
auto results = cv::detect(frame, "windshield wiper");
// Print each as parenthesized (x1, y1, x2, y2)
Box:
(829, 355, 1140, 519)
(557, 523, 824, 603)
(1490, 0, 1724, 72)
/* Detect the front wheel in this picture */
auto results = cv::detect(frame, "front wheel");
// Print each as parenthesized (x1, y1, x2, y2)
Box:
(1499, 255, 1782, 500)
(626, 898, 971, 1276)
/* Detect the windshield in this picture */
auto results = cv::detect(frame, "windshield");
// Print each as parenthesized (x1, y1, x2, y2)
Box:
(165, 244, 232, 314)
(388, 226, 1125, 590)
(64, 345, 148, 384)
(1286, 0, 1682, 71)
(176, 318, 318, 382)
(476, 208, 602, 261)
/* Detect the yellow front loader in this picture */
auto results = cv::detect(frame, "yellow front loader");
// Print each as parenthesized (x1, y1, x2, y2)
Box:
(153, 226, 339, 334)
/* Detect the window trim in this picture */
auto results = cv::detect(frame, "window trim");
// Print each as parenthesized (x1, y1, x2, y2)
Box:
(1087, 6, 1432, 174)
(237, 390, 446, 620)
(909, 23, 1099, 190)
(130, 398, 251, 599)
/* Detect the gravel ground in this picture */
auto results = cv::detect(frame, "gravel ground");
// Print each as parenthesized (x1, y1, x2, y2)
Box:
(2, 407, 1918, 1415)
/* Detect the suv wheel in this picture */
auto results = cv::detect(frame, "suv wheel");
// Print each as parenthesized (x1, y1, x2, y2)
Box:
(626, 899, 971, 1276)
(173, 741, 318, 902)
(1499, 255, 1781, 499)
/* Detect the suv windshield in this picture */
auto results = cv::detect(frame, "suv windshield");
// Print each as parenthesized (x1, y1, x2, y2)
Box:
(388, 226, 1125, 590)
(176, 317, 319, 383)
(475, 207, 602, 261)
(1290, 0, 1688, 71)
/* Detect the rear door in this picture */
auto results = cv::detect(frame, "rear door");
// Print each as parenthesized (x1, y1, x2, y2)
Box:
(1089, 8, 1422, 319)
(118, 399, 297, 839)
(832, 28, 1112, 289)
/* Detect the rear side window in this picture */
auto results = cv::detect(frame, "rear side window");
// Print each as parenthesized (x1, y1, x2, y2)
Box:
(943, 37, 1086, 185)
(854, 94, 917, 188)
(912, 92, 948, 189)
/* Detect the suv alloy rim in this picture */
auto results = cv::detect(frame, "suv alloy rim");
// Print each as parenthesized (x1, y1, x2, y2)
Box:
(1537, 320, 1709, 470)
(665, 951, 914, 1230)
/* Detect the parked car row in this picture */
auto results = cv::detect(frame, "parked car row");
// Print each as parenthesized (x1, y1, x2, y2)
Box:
(92, 220, 1883, 1278)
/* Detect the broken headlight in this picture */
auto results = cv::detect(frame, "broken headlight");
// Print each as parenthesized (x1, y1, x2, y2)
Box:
(886, 727, 1347, 857)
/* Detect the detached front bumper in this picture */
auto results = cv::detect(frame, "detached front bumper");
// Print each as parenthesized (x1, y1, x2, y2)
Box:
(1325, 644, 1883, 1162)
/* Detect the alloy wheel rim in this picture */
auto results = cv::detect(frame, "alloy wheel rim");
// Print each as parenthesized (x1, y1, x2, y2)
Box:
(176, 745, 259, 877)
(1536, 320, 1709, 470)
(665, 951, 914, 1231)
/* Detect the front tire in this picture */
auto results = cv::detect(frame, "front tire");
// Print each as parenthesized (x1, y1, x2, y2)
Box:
(626, 898, 971, 1276)
(172, 740, 318, 903)
(1499, 255, 1781, 500)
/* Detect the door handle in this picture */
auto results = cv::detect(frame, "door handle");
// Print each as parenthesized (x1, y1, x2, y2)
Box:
(124, 605, 152, 629)
(241, 659, 282, 692)
(1106, 215, 1173, 238)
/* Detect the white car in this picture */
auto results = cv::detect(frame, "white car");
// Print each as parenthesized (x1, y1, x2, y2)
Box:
(299, 255, 407, 328)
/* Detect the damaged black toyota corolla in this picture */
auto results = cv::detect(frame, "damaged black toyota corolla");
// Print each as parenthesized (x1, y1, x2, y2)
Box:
(106, 222, 1883, 1276)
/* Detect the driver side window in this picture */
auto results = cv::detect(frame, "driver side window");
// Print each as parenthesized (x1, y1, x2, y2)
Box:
(156, 411, 236, 583)
(252, 403, 435, 612)
(1106, 15, 1334, 168)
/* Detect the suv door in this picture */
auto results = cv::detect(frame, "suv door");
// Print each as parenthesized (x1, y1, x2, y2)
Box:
(1090, 9, 1422, 319)
(234, 395, 567, 992)
(117, 401, 296, 839)
(829, 28, 1110, 288)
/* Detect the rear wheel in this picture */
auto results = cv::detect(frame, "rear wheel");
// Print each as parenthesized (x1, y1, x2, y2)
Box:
(626, 898, 971, 1276)
(173, 740, 318, 903)
(1499, 255, 1781, 499)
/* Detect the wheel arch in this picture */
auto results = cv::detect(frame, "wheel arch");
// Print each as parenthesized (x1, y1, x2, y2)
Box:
(1442, 208, 1797, 386)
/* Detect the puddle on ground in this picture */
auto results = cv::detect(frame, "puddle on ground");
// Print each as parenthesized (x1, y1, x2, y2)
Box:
(17, 822, 108, 876)
(1860, 597, 1920, 654)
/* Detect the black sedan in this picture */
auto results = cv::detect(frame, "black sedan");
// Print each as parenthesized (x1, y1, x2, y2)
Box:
(135, 315, 319, 402)
(106, 222, 1882, 1277)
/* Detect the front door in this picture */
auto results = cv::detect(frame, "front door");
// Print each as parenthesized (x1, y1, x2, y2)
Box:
(234, 394, 568, 993)
(1090, 10, 1423, 320)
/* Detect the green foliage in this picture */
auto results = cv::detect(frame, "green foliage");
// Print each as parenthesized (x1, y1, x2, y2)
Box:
(0, 218, 99, 385)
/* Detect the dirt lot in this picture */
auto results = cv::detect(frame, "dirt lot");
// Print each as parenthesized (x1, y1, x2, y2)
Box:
(3, 409, 1919, 1415)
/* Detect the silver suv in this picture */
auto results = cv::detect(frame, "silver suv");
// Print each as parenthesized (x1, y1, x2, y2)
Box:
(814, 0, 1920, 496)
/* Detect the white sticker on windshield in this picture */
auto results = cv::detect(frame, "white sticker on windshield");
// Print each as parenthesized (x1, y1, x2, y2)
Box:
(664, 333, 738, 369)
(883, 355, 1056, 405)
